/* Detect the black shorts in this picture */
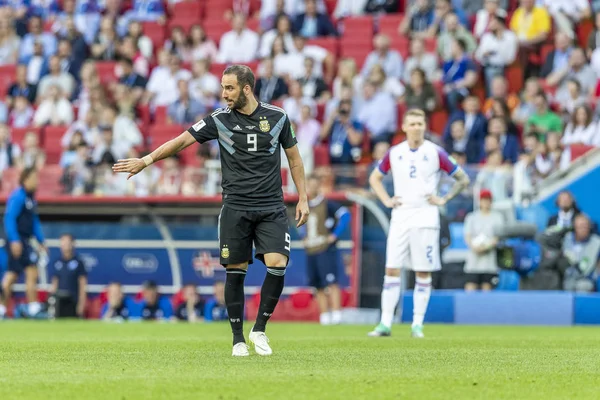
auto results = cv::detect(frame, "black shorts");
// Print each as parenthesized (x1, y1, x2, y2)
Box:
(218, 205, 290, 266)
(5, 241, 38, 275)
(307, 248, 339, 289)
(466, 273, 498, 287)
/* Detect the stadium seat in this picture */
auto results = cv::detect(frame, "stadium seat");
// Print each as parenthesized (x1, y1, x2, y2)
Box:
(324, 0, 337, 17)
(171, 0, 203, 19)
(377, 14, 403, 36)
(154, 106, 168, 125)
(148, 124, 186, 146)
(141, 21, 166, 49)
(203, 20, 232, 43)
(570, 144, 594, 161)
(428, 109, 448, 136)
(38, 165, 64, 196)
(313, 144, 330, 167)
(168, 17, 200, 35)
(341, 16, 374, 38)
(0, 167, 19, 195)
(43, 125, 69, 164)
(505, 62, 523, 94)
(95, 61, 117, 84)
(171, 290, 185, 309)
(307, 37, 339, 57)
(203, 0, 233, 20)
(282, 290, 319, 322)
(86, 296, 103, 319)
(0, 64, 16, 97)
(11, 127, 42, 145)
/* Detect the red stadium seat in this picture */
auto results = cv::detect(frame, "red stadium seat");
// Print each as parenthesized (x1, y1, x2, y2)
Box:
(148, 124, 185, 146)
(154, 106, 168, 125)
(172, 1, 203, 19)
(0, 64, 16, 98)
(95, 61, 117, 84)
(11, 127, 42, 146)
(314, 144, 330, 167)
(577, 19, 594, 49)
(171, 290, 185, 308)
(38, 165, 63, 196)
(0, 167, 19, 196)
(141, 21, 166, 49)
(505, 62, 523, 94)
(307, 37, 339, 57)
(168, 17, 201, 35)
(377, 14, 403, 36)
(281, 290, 319, 322)
(203, 20, 233, 43)
(43, 125, 69, 164)
(570, 144, 595, 161)
(204, 0, 233, 20)
(429, 109, 448, 136)
(341, 15, 374, 38)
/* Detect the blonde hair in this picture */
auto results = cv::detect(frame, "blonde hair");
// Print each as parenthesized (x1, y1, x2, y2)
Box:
(403, 108, 426, 122)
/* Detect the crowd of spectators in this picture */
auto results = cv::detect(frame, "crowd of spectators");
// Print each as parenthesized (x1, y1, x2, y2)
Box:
(0, 0, 599, 214)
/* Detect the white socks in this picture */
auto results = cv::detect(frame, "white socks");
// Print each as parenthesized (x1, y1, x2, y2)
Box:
(0, 304, 6, 317)
(380, 275, 401, 328)
(320, 311, 342, 325)
(413, 276, 432, 327)
(28, 301, 41, 317)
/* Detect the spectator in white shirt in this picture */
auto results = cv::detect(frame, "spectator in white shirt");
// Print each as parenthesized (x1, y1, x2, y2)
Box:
(100, 105, 143, 150)
(20, 131, 46, 170)
(144, 53, 192, 107)
(555, 78, 587, 118)
(282, 80, 317, 123)
(366, 64, 405, 101)
(189, 24, 218, 62)
(37, 55, 76, 101)
(402, 37, 440, 83)
(474, 0, 504, 38)
(0, 123, 21, 174)
(34, 85, 74, 127)
(333, 58, 363, 98)
(0, 17, 20, 66)
(357, 81, 398, 144)
(541, 0, 591, 40)
(361, 34, 403, 79)
(91, 125, 130, 165)
(188, 59, 221, 109)
(295, 104, 322, 175)
(475, 10, 517, 94)
(334, 0, 368, 19)
(550, 47, 597, 101)
(562, 105, 599, 146)
(9, 95, 34, 128)
(259, 14, 296, 59)
(217, 13, 260, 63)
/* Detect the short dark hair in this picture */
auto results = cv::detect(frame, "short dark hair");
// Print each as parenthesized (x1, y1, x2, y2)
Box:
(60, 233, 75, 241)
(19, 166, 37, 185)
(454, 38, 467, 52)
(223, 64, 255, 90)
(119, 57, 133, 67)
(143, 280, 158, 290)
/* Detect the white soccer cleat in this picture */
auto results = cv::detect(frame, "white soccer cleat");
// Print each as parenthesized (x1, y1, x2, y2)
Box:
(232, 342, 250, 357)
(249, 327, 273, 356)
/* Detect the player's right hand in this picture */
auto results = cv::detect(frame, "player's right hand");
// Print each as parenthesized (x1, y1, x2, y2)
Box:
(112, 158, 147, 180)
(10, 241, 22, 258)
(383, 197, 402, 208)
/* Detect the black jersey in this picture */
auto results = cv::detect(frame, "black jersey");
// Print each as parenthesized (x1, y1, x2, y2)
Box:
(187, 102, 297, 210)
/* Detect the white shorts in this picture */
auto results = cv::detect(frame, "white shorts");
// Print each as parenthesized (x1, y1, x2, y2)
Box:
(385, 226, 441, 272)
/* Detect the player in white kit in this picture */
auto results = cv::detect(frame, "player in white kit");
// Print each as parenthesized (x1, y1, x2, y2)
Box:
(367, 109, 470, 338)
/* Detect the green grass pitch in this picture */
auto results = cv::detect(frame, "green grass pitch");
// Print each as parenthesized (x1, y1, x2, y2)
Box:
(1, 321, 599, 400)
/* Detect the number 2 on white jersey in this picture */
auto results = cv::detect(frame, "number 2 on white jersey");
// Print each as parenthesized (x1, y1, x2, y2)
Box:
(247, 133, 257, 152)
(409, 165, 417, 179)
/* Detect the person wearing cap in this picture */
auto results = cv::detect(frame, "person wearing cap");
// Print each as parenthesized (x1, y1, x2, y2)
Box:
(475, 8, 518, 95)
(463, 189, 505, 291)
(138, 280, 173, 321)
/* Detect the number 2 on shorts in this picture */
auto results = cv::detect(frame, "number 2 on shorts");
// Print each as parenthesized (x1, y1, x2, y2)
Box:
(426, 245, 433, 264)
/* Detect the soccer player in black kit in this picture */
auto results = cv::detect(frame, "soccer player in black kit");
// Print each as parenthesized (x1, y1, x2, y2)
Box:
(113, 65, 309, 357)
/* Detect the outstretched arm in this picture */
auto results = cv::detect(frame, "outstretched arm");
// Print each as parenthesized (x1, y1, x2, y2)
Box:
(112, 131, 197, 179)
(284, 145, 309, 227)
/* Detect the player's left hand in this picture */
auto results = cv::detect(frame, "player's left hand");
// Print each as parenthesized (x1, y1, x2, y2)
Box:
(296, 197, 310, 227)
(426, 195, 447, 206)
(112, 158, 147, 180)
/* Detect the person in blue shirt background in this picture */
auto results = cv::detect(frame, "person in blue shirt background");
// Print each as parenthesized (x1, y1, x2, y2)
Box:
(50, 233, 87, 318)
(300, 175, 351, 325)
(1, 167, 46, 319)
(138, 280, 173, 321)
(204, 281, 228, 322)
(101, 282, 136, 321)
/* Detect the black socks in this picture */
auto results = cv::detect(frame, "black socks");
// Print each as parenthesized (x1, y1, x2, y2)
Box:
(225, 268, 247, 345)
(254, 268, 286, 333)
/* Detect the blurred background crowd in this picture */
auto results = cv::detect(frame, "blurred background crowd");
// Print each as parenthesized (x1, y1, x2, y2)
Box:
(0, 0, 599, 213)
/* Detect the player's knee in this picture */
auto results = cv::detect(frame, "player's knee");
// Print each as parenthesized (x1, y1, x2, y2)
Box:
(415, 271, 431, 280)
(225, 263, 249, 271)
(385, 268, 401, 277)
(264, 253, 288, 268)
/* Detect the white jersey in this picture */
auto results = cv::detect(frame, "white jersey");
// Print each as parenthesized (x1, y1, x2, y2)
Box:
(378, 140, 458, 228)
